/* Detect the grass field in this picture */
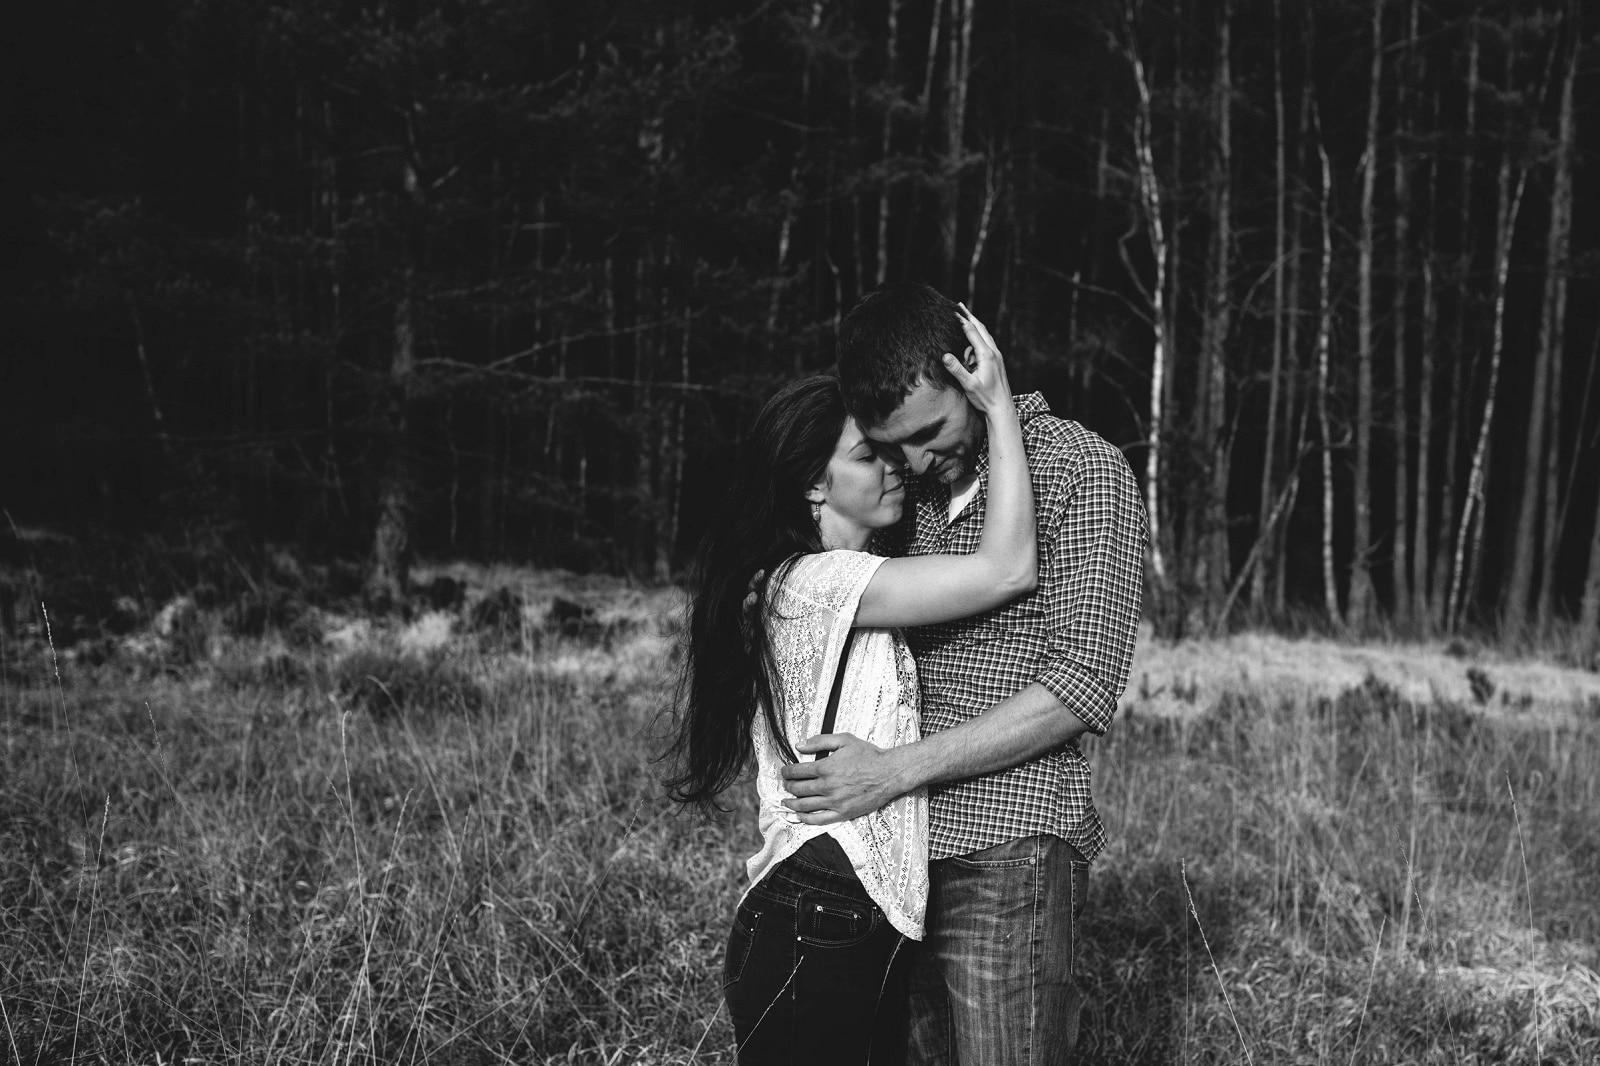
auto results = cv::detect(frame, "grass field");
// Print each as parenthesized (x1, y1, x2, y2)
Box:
(2, 566, 1598, 1064)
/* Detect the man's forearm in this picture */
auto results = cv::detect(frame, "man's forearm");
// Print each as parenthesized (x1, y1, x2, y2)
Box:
(888, 682, 1090, 793)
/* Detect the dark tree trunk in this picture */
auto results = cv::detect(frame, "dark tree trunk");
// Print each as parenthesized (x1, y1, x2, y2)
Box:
(1348, 0, 1383, 628)
(366, 157, 423, 607)
(1534, 27, 1578, 629)
(367, 278, 417, 606)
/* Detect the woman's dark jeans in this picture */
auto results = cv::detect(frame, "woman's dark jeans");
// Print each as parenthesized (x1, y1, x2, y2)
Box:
(724, 838, 910, 1064)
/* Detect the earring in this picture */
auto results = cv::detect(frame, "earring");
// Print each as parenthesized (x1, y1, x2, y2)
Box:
(810, 500, 822, 526)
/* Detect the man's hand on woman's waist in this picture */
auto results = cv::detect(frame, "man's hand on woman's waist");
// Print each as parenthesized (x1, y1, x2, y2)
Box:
(781, 734, 915, 825)
(780, 682, 1092, 824)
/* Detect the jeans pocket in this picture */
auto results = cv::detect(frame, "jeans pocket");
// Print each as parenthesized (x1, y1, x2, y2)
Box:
(949, 853, 1036, 870)
(947, 851, 1036, 870)
(947, 836, 1043, 871)
(723, 902, 761, 990)
(798, 889, 878, 948)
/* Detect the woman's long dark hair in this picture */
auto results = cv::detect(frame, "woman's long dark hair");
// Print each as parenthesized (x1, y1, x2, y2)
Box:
(662, 375, 848, 811)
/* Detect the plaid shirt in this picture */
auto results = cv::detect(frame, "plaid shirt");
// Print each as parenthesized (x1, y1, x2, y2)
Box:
(905, 393, 1147, 862)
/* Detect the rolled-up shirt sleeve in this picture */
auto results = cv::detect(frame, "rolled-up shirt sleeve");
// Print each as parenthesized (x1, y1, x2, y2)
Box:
(1035, 437, 1148, 736)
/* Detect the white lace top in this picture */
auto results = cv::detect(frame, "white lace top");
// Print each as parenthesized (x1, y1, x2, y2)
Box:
(743, 549, 930, 940)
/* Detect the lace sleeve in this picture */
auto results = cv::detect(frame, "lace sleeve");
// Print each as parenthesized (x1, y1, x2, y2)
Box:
(764, 550, 887, 747)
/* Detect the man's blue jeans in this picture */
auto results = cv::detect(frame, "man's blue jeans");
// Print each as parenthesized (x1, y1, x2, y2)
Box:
(908, 835, 1090, 1065)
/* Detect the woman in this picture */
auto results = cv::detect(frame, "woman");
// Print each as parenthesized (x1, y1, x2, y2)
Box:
(664, 308, 1033, 1063)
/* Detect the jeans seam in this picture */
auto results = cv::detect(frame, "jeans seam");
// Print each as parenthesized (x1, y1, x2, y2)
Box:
(724, 905, 761, 990)
(876, 932, 906, 1009)
(1069, 859, 1083, 979)
(1027, 837, 1042, 1066)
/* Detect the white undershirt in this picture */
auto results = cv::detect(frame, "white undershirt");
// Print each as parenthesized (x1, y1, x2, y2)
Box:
(948, 473, 981, 523)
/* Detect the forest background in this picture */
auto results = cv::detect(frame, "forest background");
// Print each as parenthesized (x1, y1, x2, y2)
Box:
(5, 0, 1598, 639)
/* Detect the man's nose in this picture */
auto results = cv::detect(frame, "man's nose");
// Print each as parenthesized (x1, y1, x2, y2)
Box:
(903, 446, 933, 475)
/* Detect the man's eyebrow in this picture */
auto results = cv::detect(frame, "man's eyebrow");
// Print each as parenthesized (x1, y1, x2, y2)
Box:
(900, 419, 943, 444)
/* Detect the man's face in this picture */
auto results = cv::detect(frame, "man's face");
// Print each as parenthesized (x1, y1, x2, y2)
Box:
(863, 376, 984, 486)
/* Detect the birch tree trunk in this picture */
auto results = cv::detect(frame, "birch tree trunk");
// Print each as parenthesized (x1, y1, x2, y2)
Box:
(1126, 5, 1170, 588)
(966, 147, 1000, 301)
(1448, 73, 1528, 631)
(1348, 0, 1383, 627)
(1164, 57, 1184, 590)
(1316, 119, 1342, 628)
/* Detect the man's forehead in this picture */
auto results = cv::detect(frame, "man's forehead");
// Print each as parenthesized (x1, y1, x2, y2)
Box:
(863, 412, 931, 444)
(863, 379, 953, 442)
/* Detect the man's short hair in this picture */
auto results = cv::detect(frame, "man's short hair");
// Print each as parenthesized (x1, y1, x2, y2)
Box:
(838, 283, 967, 424)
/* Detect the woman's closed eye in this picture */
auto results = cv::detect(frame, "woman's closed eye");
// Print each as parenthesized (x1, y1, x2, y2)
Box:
(867, 441, 904, 466)
(850, 443, 881, 463)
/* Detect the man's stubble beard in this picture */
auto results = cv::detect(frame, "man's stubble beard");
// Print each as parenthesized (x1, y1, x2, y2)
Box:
(946, 407, 987, 484)
(918, 414, 984, 487)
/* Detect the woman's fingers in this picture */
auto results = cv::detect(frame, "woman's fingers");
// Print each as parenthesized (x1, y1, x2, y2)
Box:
(955, 307, 999, 365)
(941, 350, 978, 390)
(948, 304, 1009, 409)
(958, 307, 1000, 362)
(953, 319, 1002, 384)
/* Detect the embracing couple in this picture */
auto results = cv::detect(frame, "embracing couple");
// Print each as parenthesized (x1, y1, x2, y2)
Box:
(666, 283, 1147, 1064)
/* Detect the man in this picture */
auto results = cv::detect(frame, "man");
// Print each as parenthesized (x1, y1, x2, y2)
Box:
(781, 282, 1147, 1064)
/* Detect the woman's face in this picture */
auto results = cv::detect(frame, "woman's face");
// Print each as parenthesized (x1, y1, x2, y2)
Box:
(815, 417, 905, 534)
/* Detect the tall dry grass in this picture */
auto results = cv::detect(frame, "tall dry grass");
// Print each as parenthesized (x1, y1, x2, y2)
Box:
(2, 584, 1597, 1064)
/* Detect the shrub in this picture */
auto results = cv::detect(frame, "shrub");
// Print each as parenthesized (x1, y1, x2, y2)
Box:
(330, 648, 486, 720)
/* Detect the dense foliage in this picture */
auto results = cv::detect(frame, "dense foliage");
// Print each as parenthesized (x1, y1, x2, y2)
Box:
(4, 0, 1598, 631)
